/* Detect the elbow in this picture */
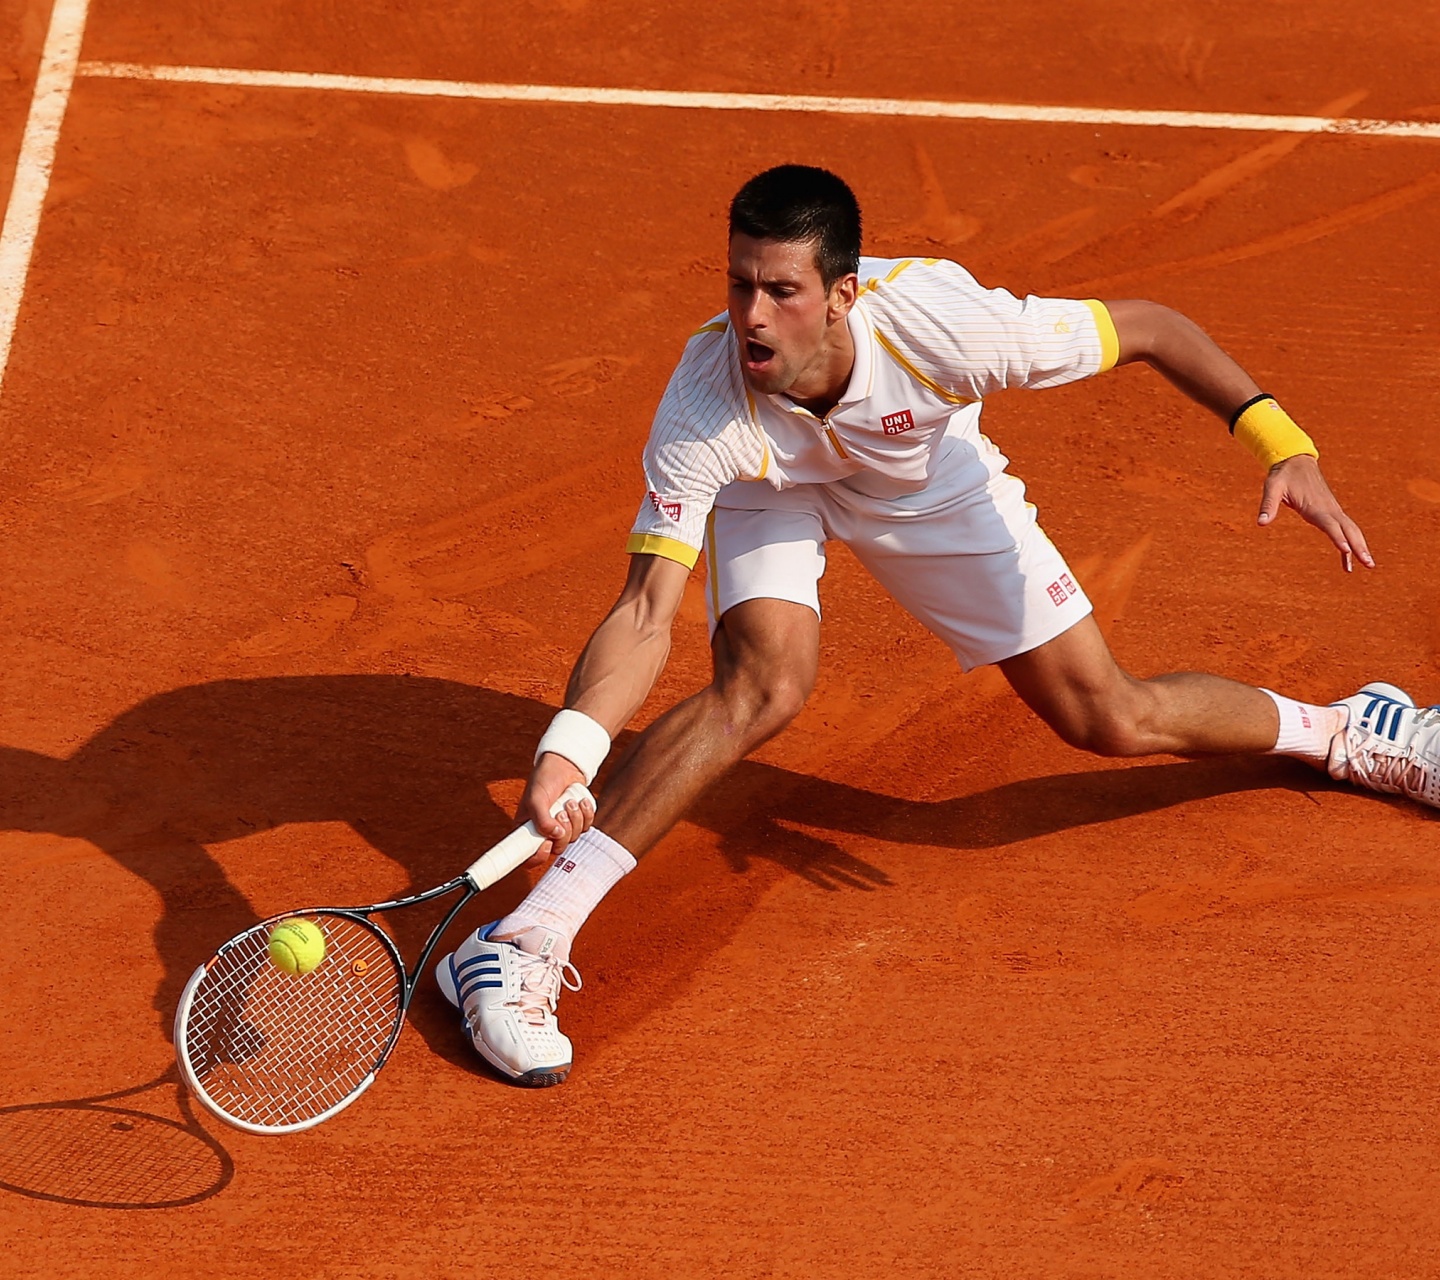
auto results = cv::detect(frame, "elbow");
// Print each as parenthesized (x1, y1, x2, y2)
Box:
(1106, 298, 1185, 366)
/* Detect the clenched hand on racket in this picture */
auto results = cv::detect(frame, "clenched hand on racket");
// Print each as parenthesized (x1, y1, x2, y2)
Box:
(520, 752, 597, 862)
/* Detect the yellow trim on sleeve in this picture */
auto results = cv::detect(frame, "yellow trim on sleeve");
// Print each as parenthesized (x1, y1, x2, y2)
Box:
(1082, 299, 1120, 373)
(691, 320, 728, 338)
(626, 533, 701, 569)
(873, 328, 973, 406)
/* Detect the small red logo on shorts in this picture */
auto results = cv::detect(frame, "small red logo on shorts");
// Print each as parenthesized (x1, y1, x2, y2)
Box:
(882, 409, 916, 436)
(649, 491, 683, 523)
(560, 859, 577, 873)
(1047, 575, 1079, 607)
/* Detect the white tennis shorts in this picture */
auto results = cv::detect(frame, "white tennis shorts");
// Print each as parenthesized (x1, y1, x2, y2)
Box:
(704, 469, 1092, 671)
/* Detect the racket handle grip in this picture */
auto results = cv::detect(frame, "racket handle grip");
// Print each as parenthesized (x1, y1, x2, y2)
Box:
(462, 782, 595, 891)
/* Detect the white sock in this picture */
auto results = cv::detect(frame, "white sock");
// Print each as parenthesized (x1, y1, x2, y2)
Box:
(1261, 688, 1348, 764)
(494, 827, 636, 961)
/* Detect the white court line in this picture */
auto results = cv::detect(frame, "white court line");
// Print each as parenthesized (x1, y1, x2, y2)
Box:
(79, 61, 1440, 141)
(0, 0, 91, 390)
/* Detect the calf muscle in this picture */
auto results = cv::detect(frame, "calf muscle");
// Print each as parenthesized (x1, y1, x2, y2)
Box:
(1001, 616, 1279, 757)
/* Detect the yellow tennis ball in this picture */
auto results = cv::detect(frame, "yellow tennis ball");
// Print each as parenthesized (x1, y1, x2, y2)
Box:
(268, 919, 326, 976)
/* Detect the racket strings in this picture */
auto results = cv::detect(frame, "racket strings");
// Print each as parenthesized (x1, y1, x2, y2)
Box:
(180, 914, 404, 1129)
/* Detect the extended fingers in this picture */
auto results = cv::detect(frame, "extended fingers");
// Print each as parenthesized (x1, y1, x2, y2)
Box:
(1306, 499, 1375, 573)
(1341, 514, 1376, 569)
(1308, 508, 1355, 566)
(1259, 465, 1377, 573)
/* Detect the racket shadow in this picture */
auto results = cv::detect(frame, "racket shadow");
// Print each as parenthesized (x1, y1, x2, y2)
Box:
(0, 1066, 234, 1210)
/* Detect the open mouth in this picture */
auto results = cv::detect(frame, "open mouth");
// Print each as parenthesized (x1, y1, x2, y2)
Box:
(744, 339, 775, 369)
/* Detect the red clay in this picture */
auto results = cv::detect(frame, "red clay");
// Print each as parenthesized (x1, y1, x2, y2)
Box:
(1, 3, 1439, 1276)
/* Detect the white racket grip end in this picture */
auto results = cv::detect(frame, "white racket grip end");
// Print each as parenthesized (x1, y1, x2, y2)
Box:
(462, 782, 595, 891)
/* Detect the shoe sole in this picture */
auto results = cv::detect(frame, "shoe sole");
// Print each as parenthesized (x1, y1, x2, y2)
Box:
(435, 951, 572, 1088)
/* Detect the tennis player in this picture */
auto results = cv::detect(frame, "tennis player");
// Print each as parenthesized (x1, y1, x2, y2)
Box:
(437, 164, 1438, 1086)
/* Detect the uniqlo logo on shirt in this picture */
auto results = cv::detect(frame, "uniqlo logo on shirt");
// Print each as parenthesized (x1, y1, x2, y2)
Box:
(649, 491, 683, 523)
(1047, 575, 1079, 607)
(881, 409, 916, 436)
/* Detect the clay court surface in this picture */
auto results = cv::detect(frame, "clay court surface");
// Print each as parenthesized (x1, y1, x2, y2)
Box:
(1, 0, 1438, 1274)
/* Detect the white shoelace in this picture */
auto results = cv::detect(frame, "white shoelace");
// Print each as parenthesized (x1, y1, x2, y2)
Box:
(1350, 706, 1440, 797)
(511, 951, 583, 1027)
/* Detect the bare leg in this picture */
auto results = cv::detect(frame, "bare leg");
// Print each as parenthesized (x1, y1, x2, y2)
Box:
(999, 615, 1279, 756)
(598, 597, 820, 855)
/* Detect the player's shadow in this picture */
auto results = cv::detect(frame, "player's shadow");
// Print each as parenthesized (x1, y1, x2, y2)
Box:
(0, 675, 1318, 1067)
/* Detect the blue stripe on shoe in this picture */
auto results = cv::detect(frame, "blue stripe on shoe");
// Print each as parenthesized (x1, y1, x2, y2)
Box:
(460, 977, 504, 1000)
(456, 953, 500, 975)
(1361, 696, 1408, 736)
(460, 969, 502, 985)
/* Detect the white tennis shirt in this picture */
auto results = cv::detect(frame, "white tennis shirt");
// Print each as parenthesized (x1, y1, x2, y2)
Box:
(627, 256, 1119, 568)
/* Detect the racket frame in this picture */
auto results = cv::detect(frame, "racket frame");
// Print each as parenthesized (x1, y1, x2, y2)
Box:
(175, 783, 593, 1135)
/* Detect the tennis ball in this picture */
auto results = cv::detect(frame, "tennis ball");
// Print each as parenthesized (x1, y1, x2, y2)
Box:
(268, 918, 326, 975)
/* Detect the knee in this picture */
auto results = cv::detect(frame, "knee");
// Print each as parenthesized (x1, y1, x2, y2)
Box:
(716, 664, 812, 744)
(1047, 696, 1152, 758)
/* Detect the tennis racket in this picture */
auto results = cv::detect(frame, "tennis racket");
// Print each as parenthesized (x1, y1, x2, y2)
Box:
(174, 783, 593, 1135)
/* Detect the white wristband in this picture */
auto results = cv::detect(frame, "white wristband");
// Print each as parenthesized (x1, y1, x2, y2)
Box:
(534, 709, 612, 785)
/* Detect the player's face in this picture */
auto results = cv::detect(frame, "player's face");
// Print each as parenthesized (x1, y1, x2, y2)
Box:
(726, 233, 849, 397)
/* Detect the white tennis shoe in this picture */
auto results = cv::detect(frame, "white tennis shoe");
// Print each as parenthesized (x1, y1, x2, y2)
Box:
(1327, 682, 1440, 809)
(435, 923, 581, 1087)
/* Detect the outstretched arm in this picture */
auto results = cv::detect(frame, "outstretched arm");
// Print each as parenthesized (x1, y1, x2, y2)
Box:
(1104, 298, 1374, 573)
(520, 552, 690, 857)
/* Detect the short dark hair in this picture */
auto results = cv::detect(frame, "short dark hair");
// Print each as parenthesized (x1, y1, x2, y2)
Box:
(728, 165, 861, 287)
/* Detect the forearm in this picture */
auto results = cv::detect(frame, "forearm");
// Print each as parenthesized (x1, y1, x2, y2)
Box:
(1106, 299, 1261, 420)
(525, 555, 685, 837)
(1103, 298, 1365, 568)
(563, 599, 673, 737)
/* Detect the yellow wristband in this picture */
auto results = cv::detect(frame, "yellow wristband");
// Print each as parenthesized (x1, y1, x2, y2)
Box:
(1230, 395, 1318, 469)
